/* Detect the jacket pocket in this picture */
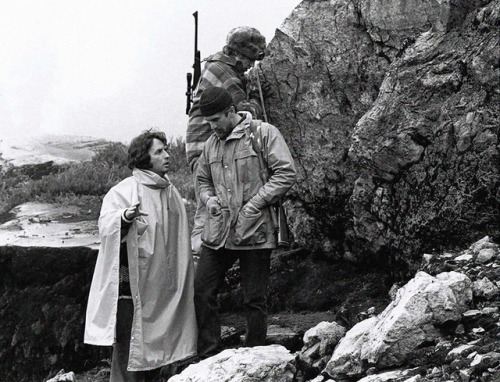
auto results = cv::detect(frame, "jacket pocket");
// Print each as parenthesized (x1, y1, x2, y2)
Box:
(232, 209, 267, 246)
(234, 148, 260, 201)
(202, 208, 230, 247)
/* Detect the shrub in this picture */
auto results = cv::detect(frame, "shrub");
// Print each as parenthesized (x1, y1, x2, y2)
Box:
(0, 137, 194, 218)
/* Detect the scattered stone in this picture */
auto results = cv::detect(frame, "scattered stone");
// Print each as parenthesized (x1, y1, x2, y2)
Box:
(455, 254, 473, 262)
(308, 376, 326, 382)
(357, 368, 420, 382)
(468, 351, 478, 359)
(388, 284, 401, 301)
(303, 321, 346, 353)
(265, 325, 302, 352)
(221, 326, 241, 347)
(429, 366, 442, 377)
(308, 375, 336, 382)
(169, 345, 296, 382)
(298, 321, 347, 375)
(458, 368, 472, 381)
(482, 307, 499, 315)
(403, 376, 422, 382)
(473, 277, 499, 299)
(470, 237, 496, 254)
(463, 310, 482, 318)
(422, 254, 434, 263)
(470, 352, 500, 371)
(47, 370, 76, 382)
(476, 248, 496, 263)
(446, 344, 477, 361)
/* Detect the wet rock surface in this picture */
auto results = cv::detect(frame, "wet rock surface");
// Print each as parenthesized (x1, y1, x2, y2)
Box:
(0, 202, 99, 249)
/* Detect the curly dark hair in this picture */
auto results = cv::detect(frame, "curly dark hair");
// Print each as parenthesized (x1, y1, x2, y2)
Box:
(127, 130, 167, 170)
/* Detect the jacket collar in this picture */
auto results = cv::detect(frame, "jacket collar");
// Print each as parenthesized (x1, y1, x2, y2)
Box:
(133, 169, 170, 189)
(226, 111, 253, 141)
(205, 52, 236, 67)
(205, 52, 245, 73)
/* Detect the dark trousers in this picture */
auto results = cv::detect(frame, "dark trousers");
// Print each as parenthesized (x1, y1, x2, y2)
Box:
(194, 246, 272, 358)
(110, 299, 161, 382)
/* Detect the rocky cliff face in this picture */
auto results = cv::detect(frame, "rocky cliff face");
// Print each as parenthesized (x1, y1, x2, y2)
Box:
(261, 0, 499, 271)
(0, 246, 108, 382)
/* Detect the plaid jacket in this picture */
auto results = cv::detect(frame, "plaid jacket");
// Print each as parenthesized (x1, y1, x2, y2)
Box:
(186, 52, 262, 170)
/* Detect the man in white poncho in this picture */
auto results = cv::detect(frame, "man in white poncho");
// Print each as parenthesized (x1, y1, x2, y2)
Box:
(84, 130, 197, 381)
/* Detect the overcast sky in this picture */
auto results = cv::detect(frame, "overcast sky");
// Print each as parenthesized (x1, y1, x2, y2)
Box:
(0, 0, 300, 144)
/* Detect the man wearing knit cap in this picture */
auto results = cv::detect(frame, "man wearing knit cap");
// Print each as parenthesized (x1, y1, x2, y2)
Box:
(187, 26, 268, 256)
(194, 86, 297, 358)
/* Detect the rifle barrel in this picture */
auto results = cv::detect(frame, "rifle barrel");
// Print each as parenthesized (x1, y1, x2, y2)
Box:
(192, 11, 201, 90)
(193, 12, 198, 53)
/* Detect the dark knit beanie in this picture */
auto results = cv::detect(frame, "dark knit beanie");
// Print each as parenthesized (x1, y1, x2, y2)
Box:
(200, 86, 234, 117)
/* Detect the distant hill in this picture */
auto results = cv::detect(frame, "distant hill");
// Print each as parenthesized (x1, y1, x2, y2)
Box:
(0, 135, 111, 169)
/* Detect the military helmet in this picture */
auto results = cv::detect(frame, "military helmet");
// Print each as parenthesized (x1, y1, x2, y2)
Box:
(225, 26, 266, 61)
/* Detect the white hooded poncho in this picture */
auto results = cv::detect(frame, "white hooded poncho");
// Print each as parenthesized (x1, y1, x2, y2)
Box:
(84, 169, 197, 371)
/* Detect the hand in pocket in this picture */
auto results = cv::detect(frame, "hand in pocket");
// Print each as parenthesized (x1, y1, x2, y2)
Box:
(202, 208, 230, 247)
(233, 208, 266, 246)
(241, 200, 260, 216)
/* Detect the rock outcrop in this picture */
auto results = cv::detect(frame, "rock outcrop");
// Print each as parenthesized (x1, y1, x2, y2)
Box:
(324, 271, 472, 379)
(261, 0, 499, 270)
(169, 345, 296, 382)
(317, 235, 499, 381)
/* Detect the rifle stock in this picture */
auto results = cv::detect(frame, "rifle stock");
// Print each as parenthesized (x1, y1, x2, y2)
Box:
(277, 203, 291, 247)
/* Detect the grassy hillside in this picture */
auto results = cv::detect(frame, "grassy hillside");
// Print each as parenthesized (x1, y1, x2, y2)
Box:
(0, 137, 194, 223)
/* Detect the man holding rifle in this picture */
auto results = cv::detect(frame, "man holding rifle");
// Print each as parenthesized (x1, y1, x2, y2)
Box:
(193, 86, 297, 358)
(186, 25, 268, 255)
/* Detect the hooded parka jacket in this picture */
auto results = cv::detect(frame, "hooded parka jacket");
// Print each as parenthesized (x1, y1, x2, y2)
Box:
(196, 111, 297, 250)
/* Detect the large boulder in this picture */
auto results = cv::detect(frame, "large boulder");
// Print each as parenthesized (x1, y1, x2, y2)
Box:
(324, 271, 472, 379)
(261, 0, 499, 269)
(169, 345, 296, 382)
(348, 0, 500, 268)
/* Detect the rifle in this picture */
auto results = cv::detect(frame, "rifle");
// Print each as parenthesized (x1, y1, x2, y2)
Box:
(186, 11, 201, 114)
(251, 67, 292, 248)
